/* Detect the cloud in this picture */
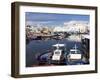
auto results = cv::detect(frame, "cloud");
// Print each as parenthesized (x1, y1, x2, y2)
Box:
(26, 21, 54, 26)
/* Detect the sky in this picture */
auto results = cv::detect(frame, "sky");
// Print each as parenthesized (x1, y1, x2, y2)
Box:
(25, 12, 90, 26)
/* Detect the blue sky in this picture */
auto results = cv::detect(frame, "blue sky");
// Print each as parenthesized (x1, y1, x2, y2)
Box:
(26, 12, 89, 26)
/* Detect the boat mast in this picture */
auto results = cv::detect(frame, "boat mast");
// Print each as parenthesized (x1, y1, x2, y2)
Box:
(75, 44, 77, 54)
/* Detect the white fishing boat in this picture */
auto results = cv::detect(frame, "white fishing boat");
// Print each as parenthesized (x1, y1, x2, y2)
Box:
(67, 44, 82, 62)
(51, 43, 66, 61)
(37, 43, 67, 65)
(50, 43, 67, 64)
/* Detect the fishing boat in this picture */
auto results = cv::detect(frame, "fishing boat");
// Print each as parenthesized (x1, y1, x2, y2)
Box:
(37, 43, 67, 65)
(67, 44, 83, 65)
(51, 43, 67, 65)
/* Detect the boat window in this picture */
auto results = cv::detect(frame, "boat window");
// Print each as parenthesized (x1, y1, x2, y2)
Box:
(53, 47, 65, 50)
(70, 50, 80, 54)
(70, 51, 76, 54)
(55, 51, 60, 55)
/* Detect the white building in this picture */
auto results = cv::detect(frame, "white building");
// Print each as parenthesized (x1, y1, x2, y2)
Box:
(53, 21, 89, 33)
(53, 26, 68, 32)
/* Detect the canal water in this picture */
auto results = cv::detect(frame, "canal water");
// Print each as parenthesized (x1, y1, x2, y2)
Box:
(26, 34, 83, 67)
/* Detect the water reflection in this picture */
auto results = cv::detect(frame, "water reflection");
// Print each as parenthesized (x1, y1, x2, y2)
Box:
(67, 34, 82, 42)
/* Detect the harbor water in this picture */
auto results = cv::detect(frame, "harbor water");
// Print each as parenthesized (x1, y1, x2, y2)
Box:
(26, 34, 86, 67)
